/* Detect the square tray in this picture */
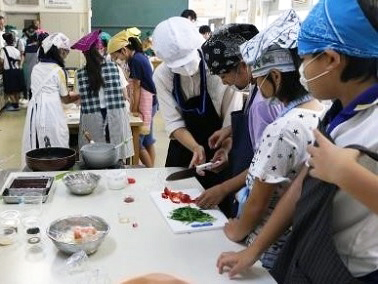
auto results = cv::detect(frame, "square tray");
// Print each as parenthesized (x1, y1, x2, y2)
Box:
(2, 176, 54, 204)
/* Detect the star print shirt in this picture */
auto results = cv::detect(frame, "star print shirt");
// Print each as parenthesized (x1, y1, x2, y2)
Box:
(244, 106, 325, 269)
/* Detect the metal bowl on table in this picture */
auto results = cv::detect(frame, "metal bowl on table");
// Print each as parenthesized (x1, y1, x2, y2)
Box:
(46, 215, 110, 255)
(62, 172, 101, 195)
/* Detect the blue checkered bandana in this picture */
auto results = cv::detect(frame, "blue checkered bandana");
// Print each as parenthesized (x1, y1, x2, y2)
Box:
(298, 0, 378, 58)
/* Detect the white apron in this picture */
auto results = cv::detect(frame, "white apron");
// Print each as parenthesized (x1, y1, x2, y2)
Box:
(21, 66, 69, 167)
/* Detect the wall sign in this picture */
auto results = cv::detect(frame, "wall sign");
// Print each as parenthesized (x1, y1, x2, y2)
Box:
(45, 0, 72, 8)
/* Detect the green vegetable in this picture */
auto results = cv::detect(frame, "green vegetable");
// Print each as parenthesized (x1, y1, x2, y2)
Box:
(169, 206, 216, 224)
(55, 172, 69, 181)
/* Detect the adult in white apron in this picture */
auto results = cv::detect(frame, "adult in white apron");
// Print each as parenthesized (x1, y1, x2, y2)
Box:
(22, 33, 79, 166)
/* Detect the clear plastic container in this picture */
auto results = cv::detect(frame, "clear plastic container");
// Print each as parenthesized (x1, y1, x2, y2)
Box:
(0, 210, 20, 245)
(106, 170, 126, 190)
(0, 224, 17, 245)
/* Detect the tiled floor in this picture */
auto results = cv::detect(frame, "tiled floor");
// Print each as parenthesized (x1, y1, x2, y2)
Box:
(0, 107, 169, 170)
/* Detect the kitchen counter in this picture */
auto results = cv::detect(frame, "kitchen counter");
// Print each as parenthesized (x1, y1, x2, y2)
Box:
(64, 105, 143, 165)
(0, 168, 276, 284)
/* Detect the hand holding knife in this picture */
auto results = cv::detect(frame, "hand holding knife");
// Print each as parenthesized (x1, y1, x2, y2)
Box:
(166, 161, 221, 181)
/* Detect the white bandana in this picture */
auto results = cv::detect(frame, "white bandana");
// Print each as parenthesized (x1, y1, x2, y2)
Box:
(252, 47, 296, 77)
(240, 9, 301, 76)
(42, 32, 70, 53)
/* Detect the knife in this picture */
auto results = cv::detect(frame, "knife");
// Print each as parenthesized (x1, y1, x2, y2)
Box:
(166, 162, 214, 181)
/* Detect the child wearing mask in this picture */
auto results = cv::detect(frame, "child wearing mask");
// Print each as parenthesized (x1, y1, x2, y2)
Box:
(217, 1, 378, 283)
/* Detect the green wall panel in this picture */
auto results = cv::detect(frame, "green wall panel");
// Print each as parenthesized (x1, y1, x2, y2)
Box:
(92, 0, 189, 38)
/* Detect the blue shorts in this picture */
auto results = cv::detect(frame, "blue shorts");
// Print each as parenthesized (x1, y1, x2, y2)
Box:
(139, 101, 158, 149)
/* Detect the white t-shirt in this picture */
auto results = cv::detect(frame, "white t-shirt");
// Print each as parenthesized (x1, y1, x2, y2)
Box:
(330, 102, 378, 277)
(0, 45, 21, 70)
(248, 107, 324, 185)
(153, 62, 243, 137)
(14, 37, 25, 54)
(243, 106, 325, 267)
(0, 30, 5, 49)
(31, 62, 67, 98)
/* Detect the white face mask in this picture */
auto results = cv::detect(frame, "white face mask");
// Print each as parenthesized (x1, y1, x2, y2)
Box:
(171, 54, 200, 76)
(299, 53, 330, 92)
(257, 74, 279, 104)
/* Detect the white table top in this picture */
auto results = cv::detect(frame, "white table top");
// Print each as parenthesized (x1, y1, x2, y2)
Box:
(0, 168, 276, 284)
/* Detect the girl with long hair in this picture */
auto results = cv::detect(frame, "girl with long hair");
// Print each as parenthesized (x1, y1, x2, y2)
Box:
(72, 30, 134, 163)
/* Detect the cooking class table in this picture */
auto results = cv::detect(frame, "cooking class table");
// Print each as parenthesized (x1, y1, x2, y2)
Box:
(0, 168, 276, 284)
(64, 106, 144, 166)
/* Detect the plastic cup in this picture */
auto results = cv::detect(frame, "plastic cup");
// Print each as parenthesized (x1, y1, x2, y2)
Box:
(0, 224, 17, 245)
(106, 170, 127, 190)
(20, 193, 44, 218)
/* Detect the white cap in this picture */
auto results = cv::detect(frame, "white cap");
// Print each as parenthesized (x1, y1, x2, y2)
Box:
(152, 17, 204, 69)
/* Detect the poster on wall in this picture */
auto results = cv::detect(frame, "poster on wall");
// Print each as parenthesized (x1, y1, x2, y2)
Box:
(45, 0, 72, 8)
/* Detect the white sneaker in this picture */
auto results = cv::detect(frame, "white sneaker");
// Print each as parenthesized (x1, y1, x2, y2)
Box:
(19, 99, 29, 107)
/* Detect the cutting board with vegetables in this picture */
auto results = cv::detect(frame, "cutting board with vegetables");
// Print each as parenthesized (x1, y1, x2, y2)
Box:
(150, 188, 228, 234)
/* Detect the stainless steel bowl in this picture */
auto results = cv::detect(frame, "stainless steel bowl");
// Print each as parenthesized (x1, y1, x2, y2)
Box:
(80, 143, 118, 169)
(46, 215, 110, 255)
(63, 172, 100, 195)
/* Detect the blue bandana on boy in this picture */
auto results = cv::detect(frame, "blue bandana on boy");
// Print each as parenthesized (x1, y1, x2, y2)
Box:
(298, 0, 378, 58)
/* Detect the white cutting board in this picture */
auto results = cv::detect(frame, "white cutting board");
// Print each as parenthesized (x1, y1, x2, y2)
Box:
(150, 188, 228, 234)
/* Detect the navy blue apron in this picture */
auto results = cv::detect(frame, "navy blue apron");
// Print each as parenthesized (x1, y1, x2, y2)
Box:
(229, 85, 258, 176)
(165, 51, 232, 214)
(227, 86, 258, 217)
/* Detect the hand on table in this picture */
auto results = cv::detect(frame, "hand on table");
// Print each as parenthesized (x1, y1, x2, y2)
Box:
(217, 249, 257, 278)
(307, 129, 360, 184)
(196, 184, 227, 209)
(224, 218, 248, 242)
(208, 126, 232, 149)
(189, 145, 206, 168)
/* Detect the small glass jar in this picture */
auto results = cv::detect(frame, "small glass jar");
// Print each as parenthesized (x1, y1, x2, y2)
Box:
(26, 227, 41, 245)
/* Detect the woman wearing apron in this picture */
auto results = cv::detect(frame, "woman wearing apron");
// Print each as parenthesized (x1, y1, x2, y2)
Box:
(197, 24, 284, 216)
(22, 33, 79, 165)
(108, 32, 157, 167)
(23, 26, 39, 99)
(152, 17, 243, 193)
(0, 32, 25, 111)
(71, 30, 134, 163)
